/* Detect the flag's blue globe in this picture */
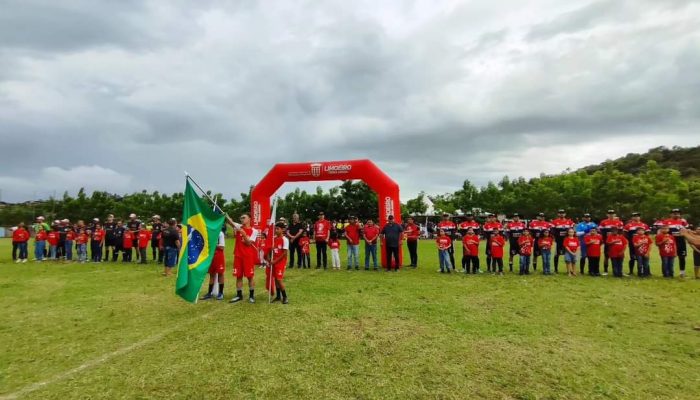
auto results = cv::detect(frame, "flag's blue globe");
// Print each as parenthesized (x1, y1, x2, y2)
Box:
(187, 225, 205, 265)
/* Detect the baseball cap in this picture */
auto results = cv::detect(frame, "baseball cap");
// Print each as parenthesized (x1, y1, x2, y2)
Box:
(631, 212, 640, 216)
(129, 213, 137, 218)
(442, 213, 450, 217)
(465, 212, 473, 216)
(583, 213, 591, 217)
(607, 209, 615, 214)
(671, 208, 681, 213)
(557, 209, 565, 213)
(537, 212, 545, 217)
(513, 213, 519, 217)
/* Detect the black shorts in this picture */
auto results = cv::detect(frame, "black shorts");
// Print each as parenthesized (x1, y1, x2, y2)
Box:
(509, 239, 520, 256)
(555, 238, 566, 256)
(105, 236, 117, 247)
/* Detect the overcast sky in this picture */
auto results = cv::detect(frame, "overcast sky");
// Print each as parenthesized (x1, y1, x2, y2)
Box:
(1, 0, 699, 203)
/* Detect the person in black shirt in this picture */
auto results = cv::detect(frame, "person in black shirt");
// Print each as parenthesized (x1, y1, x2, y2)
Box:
(103, 215, 116, 262)
(161, 218, 180, 276)
(380, 215, 404, 271)
(286, 213, 304, 268)
(112, 220, 125, 262)
(127, 213, 141, 261)
(150, 215, 163, 261)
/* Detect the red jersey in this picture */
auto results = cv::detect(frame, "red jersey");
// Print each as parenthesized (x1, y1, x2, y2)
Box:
(35, 231, 47, 242)
(12, 228, 30, 242)
(329, 238, 340, 250)
(599, 218, 624, 237)
(234, 226, 258, 257)
(271, 236, 289, 268)
(313, 220, 331, 242)
(606, 234, 628, 258)
(92, 229, 105, 242)
(563, 237, 579, 253)
(632, 234, 651, 256)
(658, 218, 689, 237)
(655, 233, 677, 257)
(123, 231, 133, 248)
(404, 223, 420, 241)
(437, 221, 457, 237)
(76, 233, 89, 245)
(436, 236, 452, 250)
(551, 218, 574, 238)
(482, 222, 503, 238)
(624, 221, 649, 234)
(517, 235, 534, 256)
(299, 237, 311, 254)
(505, 221, 527, 239)
(344, 223, 361, 245)
(65, 230, 76, 241)
(363, 224, 380, 243)
(528, 220, 553, 237)
(583, 233, 603, 257)
(490, 235, 506, 258)
(458, 220, 481, 236)
(138, 230, 151, 248)
(47, 231, 60, 246)
(462, 234, 479, 255)
(538, 236, 554, 251)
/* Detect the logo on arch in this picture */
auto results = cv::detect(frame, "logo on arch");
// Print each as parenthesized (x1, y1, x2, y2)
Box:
(310, 163, 322, 177)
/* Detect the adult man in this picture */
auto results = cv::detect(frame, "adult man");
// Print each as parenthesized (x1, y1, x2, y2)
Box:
(127, 213, 141, 261)
(161, 218, 180, 276)
(285, 213, 305, 268)
(344, 216, 361, 270)
(598, 210, 624, 275)
(482, 214, 503, 272)
(528, 213, 553, 271)
(436, 214, 457, 271)
(363, 219, 380, 270)
(103, 214, 117, 262)
(228, 214, 258, 303)
(112, 219, 126, 262)
(657, 209, 689, 277)
(150, 215, 163, 261)
(623, 212, 649, 275)
(381, 215, 403, 271)
(403, 217, 420, 268)
(313, 212, 331, 269)
(505, 213, 526, 272)
(575, 213, 597, 274)
(551, 210, 574, 274)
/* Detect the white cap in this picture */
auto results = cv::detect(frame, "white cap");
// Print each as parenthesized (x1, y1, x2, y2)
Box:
(61, 218, 69, 223)
(152, 215, 160, 219)
(54, 220, 60, 224)
(37, 216, 45, 221)
(129, 213, 137, 218)
(93, 218, 99, 221)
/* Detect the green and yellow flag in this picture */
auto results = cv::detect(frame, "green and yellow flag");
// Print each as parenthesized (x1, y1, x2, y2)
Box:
(176, 180, 225, 303)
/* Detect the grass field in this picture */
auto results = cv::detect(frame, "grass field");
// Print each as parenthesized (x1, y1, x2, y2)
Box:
(0, 237, 698, 400)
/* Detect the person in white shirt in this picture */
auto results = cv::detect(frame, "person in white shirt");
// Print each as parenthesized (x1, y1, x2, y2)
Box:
(200, 226, 227, 300)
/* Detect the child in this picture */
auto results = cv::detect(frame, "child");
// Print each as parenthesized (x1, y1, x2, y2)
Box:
(462, 227, 480, 274)
(122, 229, 134, 262)
(329, 232, 341, 270)
(517, 229, 534, 275)
(538, 230, 554, 275)
(34, 226, 47, 262)
(269, 222, 290, 304)
(257, 232, 268, 269)
(299, 231, 311, 269)
(64, 227, 75, 261)
(137, 226, 151, 265)
(606, 227, 628, 278)
(47, 227, 60, 260)
(91, 223, 105, 263)
(655, 226, 677, 278)
(201, 226, 227, 300)
(436, 229, 452, 273)
(563, 228, 579, 276)
(632, 227, 651, 277)
(490, 231, 506, 275)
(76, 228, 89, 263)
(12, 223, 30, 263)
(584, 228, 603, 276)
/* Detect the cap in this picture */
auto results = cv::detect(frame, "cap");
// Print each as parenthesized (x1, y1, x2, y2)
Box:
(607, 209, 615, 214)
(348, 215, 356, 220)
(465, 212, 473, 216)
(631, 212, 640, 216)
(583, 213, 591, 217)
(152, 215, 160, 219)
(442, 213, 450, 217)
(37, 216, 45, 220)
(538, 212, 545, 217)
(129, 213, 137, 218)
(671, 208, 681, 213)
(93, 218, 99, 221)
(557, 209, 565, 213)
(513, 213, 519, 217)
(275, 222, 286, 228)
(169, 218, 177, 223)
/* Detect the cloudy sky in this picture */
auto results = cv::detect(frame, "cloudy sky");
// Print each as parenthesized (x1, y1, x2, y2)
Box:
(1, 0, 699, 203)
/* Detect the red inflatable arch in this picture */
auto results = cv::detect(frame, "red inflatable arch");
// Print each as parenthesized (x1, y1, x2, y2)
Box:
(250, 159, 401, 268)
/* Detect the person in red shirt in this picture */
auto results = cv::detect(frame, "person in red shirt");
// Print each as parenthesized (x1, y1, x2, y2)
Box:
(489, 231, 506, 275)
(64, 227, 76, 262)
(313, 212, 331, 269)
(12, 223, 30, 263)
(583, 228, 603, 276)
(76, 228, 89, 263)
(563, 228, 579, 276)
(632, 227, 651, 277)
(47, 226, 60, 260)
(299, 231, 311, 269)
(656, 225, 677, 278)
(462, 227, 480, 274)
(122, 229, 134, 262)
(268, 223, 290, 304)
(227, 213, 259, 303)
(606, 227, 628, 277)
(363, 219, 380, 270)
(329, 232, 341, 270)
(403, 217, 421, 268)
(344, 216, 361, 270)
(437, 214, 457, 270)
(537, 229, 554, 275)
(436, 229, 453, 273)
(137, 227, 152, 265)
(506, 213, 527, 273)
(34, 225, 48, 262)
(90, 223, 105, 263)
(624, 212, 649, 275)
(551, 210, 575, 274)
(517, 229, 534, 275)
(529, 213, 553, 271)
(483, 214, 503, 272)
(201, 226, 227, 301)
(598, 210, 624, 275)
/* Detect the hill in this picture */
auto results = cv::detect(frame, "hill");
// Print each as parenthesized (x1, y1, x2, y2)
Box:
(580, 145, 700, 178)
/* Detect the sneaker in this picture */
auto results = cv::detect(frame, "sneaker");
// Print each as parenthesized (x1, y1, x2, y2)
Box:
(602, 272, 608, 276)
(680, 271, 686, 278)
(216, 293, 224, 300)
(15, 259, 20, 263)
(200, 293, 213, 300)
(248, 297, 255, 304)
(22, 259, 27, 263)
(282, 298, 289, 304)
(229, 296, 243, 303)
(272, 297, 281, 303)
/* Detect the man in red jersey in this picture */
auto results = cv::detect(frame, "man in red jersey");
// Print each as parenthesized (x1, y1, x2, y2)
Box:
(228, 214, 259, 304)
(437, 213, 457, 271)
(313, 212, 331, 269)
(363, 219, 381, 270)
(623, 212, 649, 275)
(344, 216, 361, 270)
(551, 209, 574, 274)
(505, 213, 527, 272)
(598, 209, 624, 275)
(528, 213, 553, 271)
(483, 214, 503, 272)
(403, 217, 421, 268)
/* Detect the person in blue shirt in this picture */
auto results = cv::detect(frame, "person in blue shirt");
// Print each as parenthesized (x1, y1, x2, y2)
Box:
(575, 213, 598, 274)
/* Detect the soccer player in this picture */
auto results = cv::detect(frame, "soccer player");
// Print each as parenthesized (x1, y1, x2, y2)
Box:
(137, 226, 151, 265)
(598, 210, 624, 275)
(269, 222, 290, 304)
(313, 212, 331, 269)
(436, 229, 452, 273)
(575, 213, 597, 274)
(122, 229, 134, 262)
(127, 213, 141, 261)
(656, 226, 677, 278)
(12, 223, 30, 263)
(623, 212, 649, 275)
(299, 231, 311, 269)
(64, 223, 75, 262)
(462, 227, 480, 274)
(345, 216, 361, 270)
(505, 213, 526, 273)
(103, 214, 117, 262)
(150, 215, 163, 262)
(229, 214, 259, 303)
(34, 225, 47, 262)
(551, 210, 574, 274)
(606, 227, 628, 278)
(529, 213, 553, 271)
(76, 228, 89, 263)
(112, 220, 125, 262)
(584, 228, 603, 276)
(329, 232, 341, 270)
(632, 227, 651, 277)
(490, 230, 506, 275)
(201, 226, 227, 300)
(404, 217, 420, 268)
(664, 209, 689, 277)
(437, 213, 457, 271)
(483, 214, 503, 272)
(381, 215, 404, 272)
(563, 228, 579, 277)
(517, 229, 534, 275)
(47, 225, 60, 260)
(538, 230, 554, 275)
(90, 223, 105, 263)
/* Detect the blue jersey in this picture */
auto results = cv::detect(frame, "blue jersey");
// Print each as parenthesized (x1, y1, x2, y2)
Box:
(576, 221, 597, 251)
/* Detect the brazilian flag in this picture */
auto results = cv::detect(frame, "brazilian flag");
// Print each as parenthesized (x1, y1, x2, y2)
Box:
(175, 180, 225, 303)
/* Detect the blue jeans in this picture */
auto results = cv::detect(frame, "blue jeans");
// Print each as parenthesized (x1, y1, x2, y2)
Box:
(541, 249, 552, 274)
(164, 246, 178, 267)
(637, 256, 650, 276)
(611, 257, 624, 277)
(17, 242, 28, 259)
(35, 241, 46, 261)
(78, 244, 87, 261)
(661, 256, 675, 277)
(347, 244, 359, 268)
(519, 255, 531, 274)
(64, 240, 73, 260)
(365, 243, 378, 269)
(50, 245, 57, 259)
(438, 250, 452, 272)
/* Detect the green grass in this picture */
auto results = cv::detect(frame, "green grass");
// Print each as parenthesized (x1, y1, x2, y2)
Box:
(0, 238, 698, 399)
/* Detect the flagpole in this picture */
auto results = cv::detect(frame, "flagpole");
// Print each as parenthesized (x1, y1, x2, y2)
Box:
(184, 172, 235, 227)
(268, 197, 278, 304)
